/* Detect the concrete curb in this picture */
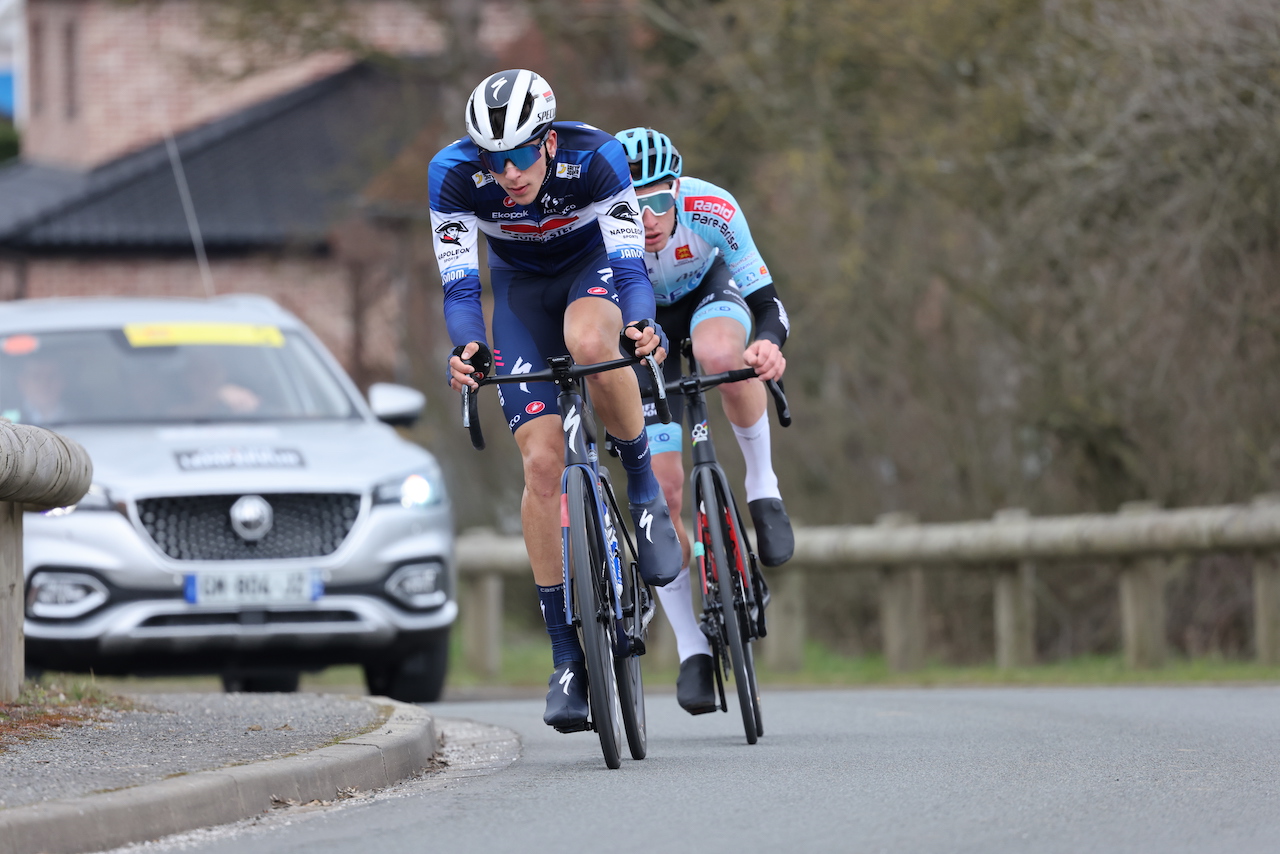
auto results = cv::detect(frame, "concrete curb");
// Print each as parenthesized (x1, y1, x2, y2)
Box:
(0, 697, 437, 854)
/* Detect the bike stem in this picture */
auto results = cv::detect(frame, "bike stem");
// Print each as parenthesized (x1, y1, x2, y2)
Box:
(679, 351, 721, 470)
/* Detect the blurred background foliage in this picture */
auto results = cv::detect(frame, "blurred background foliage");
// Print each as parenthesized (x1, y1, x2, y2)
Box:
(193, 0, 1280, 662)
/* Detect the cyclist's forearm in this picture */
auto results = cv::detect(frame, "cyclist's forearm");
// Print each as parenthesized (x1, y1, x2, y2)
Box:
(743, 283, 789, 348)
(612, 264, 657, 326)
(442, 276, 488, 348)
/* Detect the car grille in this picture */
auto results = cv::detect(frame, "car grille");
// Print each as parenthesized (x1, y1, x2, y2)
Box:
(136, 493, 361, 561)
(138, 610, 361, 627)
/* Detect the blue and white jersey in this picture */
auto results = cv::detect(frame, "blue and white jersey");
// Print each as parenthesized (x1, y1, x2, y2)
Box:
(428, 122, 652, 348)
(644, 177, 773, 307)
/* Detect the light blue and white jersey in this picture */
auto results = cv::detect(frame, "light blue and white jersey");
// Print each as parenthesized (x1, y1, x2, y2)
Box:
(644, 177, 773, 307)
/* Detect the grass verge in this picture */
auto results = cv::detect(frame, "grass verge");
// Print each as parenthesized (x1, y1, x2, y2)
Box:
(0, 678, 136, 752)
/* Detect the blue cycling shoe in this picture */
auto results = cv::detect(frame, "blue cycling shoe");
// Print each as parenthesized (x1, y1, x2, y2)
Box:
(628, 493, 682, 587)
(544, 661, 590, 732)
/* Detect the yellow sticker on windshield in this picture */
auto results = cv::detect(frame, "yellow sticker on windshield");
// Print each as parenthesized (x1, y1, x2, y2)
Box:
(124, 323, 285, 348)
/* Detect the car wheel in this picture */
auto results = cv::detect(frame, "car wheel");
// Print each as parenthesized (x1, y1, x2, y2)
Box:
(364, 628, 450, 703)
(221, 671, 301, 693)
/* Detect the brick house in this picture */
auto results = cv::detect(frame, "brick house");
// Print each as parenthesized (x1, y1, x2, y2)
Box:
(0, 0, 528, 383)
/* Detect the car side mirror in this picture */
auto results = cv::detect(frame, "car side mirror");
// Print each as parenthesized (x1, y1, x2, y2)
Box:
(368, 382, 425, 427)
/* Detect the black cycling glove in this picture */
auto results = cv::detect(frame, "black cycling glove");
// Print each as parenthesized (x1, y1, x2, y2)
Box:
(450, 342, 493, 382)
(618, 318, 669, 358)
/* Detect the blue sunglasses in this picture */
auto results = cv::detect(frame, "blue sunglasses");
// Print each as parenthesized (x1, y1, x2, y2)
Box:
(478, 136, 546, 173)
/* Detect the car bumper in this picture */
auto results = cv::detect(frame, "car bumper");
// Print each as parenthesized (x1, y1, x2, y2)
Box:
(23, 500, 457, 673)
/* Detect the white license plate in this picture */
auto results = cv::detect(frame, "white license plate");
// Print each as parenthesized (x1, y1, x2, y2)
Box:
(183, 570, 323, 605)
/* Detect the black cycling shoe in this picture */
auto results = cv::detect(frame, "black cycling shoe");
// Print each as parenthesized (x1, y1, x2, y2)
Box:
(543, 661, 590, 732)
(749, 498, 794, 567)
(677, 654, 717, 715)
(629, 493, 682, 586)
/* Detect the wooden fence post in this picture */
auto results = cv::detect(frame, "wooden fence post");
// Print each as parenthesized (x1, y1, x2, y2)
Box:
(992, 508, 1036, 669)
(1118, 501, 1168, 669)
(1253, 552, 1280, 665)
(1, 501, 22, 702)
(877, 512, 925, 671)
(762, 566, 806, 672)
(460, 572, 503, 678)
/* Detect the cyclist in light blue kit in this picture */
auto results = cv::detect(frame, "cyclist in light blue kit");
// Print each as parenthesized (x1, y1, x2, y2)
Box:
(430, 71, 683, 733)
(616, 127, 794, 715)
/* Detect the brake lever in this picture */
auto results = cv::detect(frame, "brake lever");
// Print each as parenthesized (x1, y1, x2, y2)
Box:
(644, 353, 672, 425)
(462, 386, 485, 450)
(766, 378, 791, 428)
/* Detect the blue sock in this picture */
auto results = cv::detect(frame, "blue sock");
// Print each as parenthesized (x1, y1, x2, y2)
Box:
(538, 584, 583, 666)
(612, 430, 660, 504)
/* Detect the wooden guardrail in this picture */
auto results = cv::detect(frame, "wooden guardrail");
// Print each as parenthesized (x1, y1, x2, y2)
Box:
(455, 496, 1280, 677)
(0, 420, 93, 701)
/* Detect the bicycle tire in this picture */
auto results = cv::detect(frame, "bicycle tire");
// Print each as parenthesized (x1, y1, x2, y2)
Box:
(600, 477, 647, 761)
(724, 495, 765, 738)
(615, 558, 648, 760)
(698, 468, 759, 744)
(567, 469, 623, 769)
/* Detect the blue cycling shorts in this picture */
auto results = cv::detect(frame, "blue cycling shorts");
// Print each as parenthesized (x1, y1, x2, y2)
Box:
(490, 247, 623, 434)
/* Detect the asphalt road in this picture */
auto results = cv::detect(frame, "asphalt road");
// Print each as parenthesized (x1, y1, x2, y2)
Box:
(101, 686, 1280, 854)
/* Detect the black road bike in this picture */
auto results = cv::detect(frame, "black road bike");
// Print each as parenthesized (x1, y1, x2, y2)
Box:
(461, 352, 669, 768)
(657, 341, 790, 744)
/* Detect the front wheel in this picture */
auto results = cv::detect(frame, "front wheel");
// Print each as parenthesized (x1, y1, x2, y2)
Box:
(602, 473, 647, 760)
(699, 468, 760, 744)
(568, 470, 623, 769)
(615, 558, 648, 760)
(364, 628, 450, 703)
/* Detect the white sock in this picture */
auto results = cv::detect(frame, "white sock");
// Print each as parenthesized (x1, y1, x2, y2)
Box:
(654, 566, 711, 661)
(731, 412, 780, 502)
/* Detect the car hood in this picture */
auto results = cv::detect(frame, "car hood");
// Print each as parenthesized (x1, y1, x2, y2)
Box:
(53, 420, 438, 499)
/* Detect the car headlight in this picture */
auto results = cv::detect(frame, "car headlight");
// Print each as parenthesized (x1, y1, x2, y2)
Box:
(385, 562, 447, 609)
(26, 571, 110, 619)
(42, 483, 121, 517)
(373, 472, 445, 509)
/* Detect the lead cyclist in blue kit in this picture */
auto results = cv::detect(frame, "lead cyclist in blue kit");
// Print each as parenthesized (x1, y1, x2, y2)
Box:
(429, 71, 683, 733)
(615, 127, 795, 716)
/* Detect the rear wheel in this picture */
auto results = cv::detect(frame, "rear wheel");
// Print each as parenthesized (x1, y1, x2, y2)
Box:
(568, 470, 622, 769)
(364, 628, 450, 703)
(700, 469, 759, 744)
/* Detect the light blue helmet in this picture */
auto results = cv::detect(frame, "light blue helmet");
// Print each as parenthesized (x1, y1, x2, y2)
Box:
(615, 127, 682, 188)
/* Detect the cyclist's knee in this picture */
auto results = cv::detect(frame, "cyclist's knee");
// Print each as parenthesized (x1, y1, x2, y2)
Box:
(693, 339, 746, 375)
(565, 323, 620, 364)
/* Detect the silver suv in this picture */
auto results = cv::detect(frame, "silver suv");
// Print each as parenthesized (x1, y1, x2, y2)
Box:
(2, 295, 455, 701)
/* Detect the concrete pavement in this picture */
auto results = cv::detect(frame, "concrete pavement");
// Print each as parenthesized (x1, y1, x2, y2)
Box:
(0, 696, 438, 854)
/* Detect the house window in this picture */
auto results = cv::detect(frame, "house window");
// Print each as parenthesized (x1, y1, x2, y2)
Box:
(29, 19, 43, 116)
(63, 20, 77, 120)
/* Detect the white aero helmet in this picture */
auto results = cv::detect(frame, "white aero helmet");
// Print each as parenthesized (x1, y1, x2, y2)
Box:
(465, 69, 556, 152)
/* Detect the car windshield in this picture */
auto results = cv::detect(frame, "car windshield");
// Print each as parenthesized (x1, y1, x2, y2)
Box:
(0, 323, 357, 426)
